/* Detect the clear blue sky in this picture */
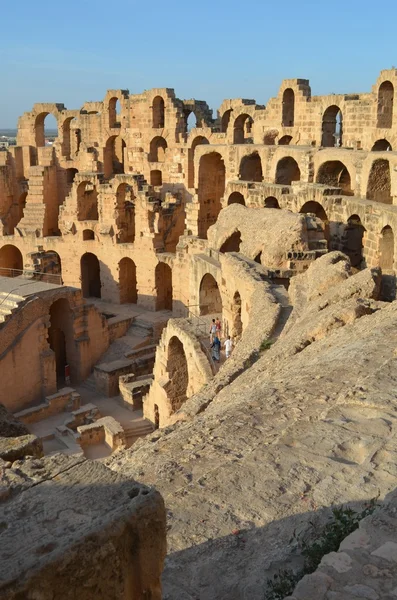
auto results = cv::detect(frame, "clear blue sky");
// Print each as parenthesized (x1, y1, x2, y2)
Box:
(1, 0, 397, 128)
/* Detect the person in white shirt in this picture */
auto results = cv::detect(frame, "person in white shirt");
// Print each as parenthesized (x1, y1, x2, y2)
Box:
(224, 335, 233, 358)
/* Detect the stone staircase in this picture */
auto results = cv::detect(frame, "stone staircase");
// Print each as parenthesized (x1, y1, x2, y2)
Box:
(0, 291, 27, 324)
(123, 419, 155, 447)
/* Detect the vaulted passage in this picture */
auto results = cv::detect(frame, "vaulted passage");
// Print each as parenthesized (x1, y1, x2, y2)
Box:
(199, 273, 222, 316)
(221, 109, 232, 133)
(48, 298, 73, 387)
(228, 192, 245, 206)
(34, 113, 58, 147)
(372, 139, 392, 151)
(321, 106, 342, 147)
(0, 244, 23, 276)
(233, 114, 253, 144)
(81, 252, 101, 298)
(166, 336, 188, 413)
(316, 161, 353, 195)
(152, 96, 165, 128)
(77, 182, 99, 221)
(104, 136, 126, 177)
(367, 159, 392, 204)
(343, 215, 365, 269)
(115, 183, 135, 243)
(275, 157, 300, 185)
(264, 197, 280, 208)
(377, 81, 394, 129)
(119, 258, 137, 304)
(220, 231, 242, 253)
(198, 152, 225, 239)
(279, 135, 292, 145)
(188, 135, 209, 188)
(149, 136, 167, 162)
(300, 201, 329, 246)
(282, 88, 295, 127)
(155, 263, 172, 311)
(239, 152, 263, 182)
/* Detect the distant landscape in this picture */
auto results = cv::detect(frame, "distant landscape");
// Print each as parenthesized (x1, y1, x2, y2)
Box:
(0, 129, 58, 137)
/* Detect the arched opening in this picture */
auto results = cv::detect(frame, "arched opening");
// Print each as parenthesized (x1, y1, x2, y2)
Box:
(199, 273, 222, 316)
(263, 131, 278, 145)
(0, 244, 23, 276)
(48, 298, 72, 387)
(197, 152, 225, 239)
(282, 89, 295, 127)
(275, 157, 301, 185)
(115, 183, 135, 243)
(166, 336, 188, 413)
(316, 161, 353, 195)
(377, 81, 394, 129)
(220, 231, 242, 253)
(66, 168, 78, 196)
(343, 215, 365, 269)
(227, 192, 245, 206)
(221, 109, 233, 133)
(278, 135, 293, 145)
(152, 96, 165, 128)
(233, 114, 253, 144)
(80, 252, 101, 298)
(367, 159, 392, 204)
(155, 263, 172, 311)
(379, 226, 394, 271)
(264, 197, 280, 208)
(109, 97, 121, 128)
(149, 136, 167, 162)
(119, 257, 137, 304)
(239, 152, 263, 182)
(35, 113, 58, 147)
(104, 136, 126, 177)
(150, 170, 162, 186)
(321, 105, 342, 147)
(232, 291, 243, 339)
(184, 110, 197, 132)
(372, 139, 392, 151)
(83, 229, 95, 241)
(154, 404, 160, 429)
(77, 182, 99, 221)
(43, 250, 62, 281)
(61, 117, 74, 159)
(300, 201, 330, 246)
(188, 135, 209, 188)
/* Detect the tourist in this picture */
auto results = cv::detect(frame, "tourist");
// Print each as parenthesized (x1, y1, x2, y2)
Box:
(215, 317, 222, 336)
(211, 334, 221, 362)
(224, 335, 233, 359)
(209, 319, 217, 343)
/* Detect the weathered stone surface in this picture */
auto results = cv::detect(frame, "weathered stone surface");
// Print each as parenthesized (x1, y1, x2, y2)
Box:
(0, 454, 166, 599)
(0, 404, 43, 461)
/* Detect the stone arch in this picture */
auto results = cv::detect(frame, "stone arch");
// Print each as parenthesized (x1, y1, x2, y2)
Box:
(166, 336, 188, 413)
(232, 291, 243, 339)
(149, 136, 167, 162)
(321, 105, 342, 147)
(199, 273, 222, 316)
(108, 97, 121, 128)
(80, 252, 101, 298)
(379, 225, 394, 271)
(220, 231, 242, 253)
(104, 135, 126, 177)
(183, 110, 198, 133)
(77, 181, 99, 221)
(240, 152, 263, 182)
(371, 139, 392, 151)
(152, 96, 165, 129)
(43, 250, 62, 282)
(343, 215, 366, 269)
(282, 88, 295, 127)
(61, 117, 74, 159)
(233, 114, 253, 144)
(197, 152, 225, 239)
(155, 263, 172, 311)
(82, 229, 95, 241)
(300, 201, 329, 245)
(377, 81, 394, 129)
(367, 159, 392, 204)
(316, 161, 353, 195)
(0, 244, 23, 276)
(48, 298, 74, 386)
(115, 183, 135, 243)
(221, 109, 233, 133)
(278, 135, 293, 145)
(188, 135, 209, 188)
(34, 112, 58, 147)
(228, 192, 245, 206)
(150, 170, 162, 186)
(275, 157, 301, 185)
(119, 257, 137, 304)
(263, 131, 278, 145)
(264, 197, 280, 208)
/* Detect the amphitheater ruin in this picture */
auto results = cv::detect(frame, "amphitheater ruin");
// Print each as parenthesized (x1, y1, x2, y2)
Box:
(2, 69, 397, 597)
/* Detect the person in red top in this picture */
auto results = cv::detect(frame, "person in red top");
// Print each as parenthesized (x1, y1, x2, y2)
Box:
(215, 318, 221, 337)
